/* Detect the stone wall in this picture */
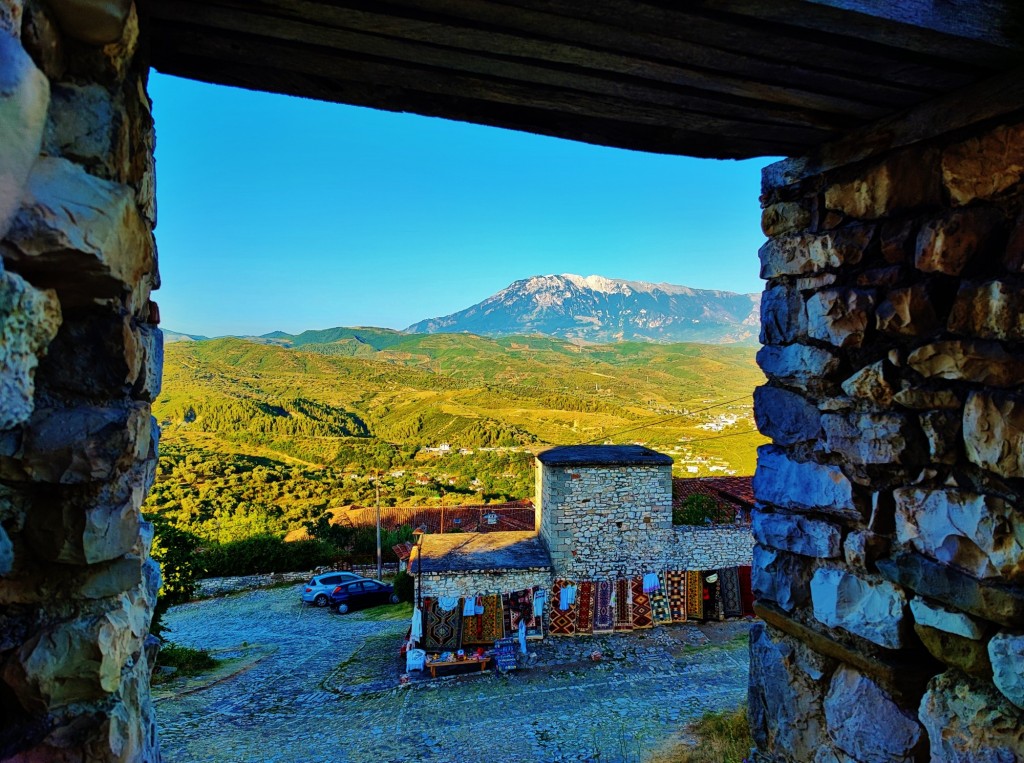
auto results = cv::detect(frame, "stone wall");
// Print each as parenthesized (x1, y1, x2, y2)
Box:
(751, 114, 1024, 761)
(538, 461, 752, 578)
(418, 568, 552, 599)
(0, 2, 161, 760)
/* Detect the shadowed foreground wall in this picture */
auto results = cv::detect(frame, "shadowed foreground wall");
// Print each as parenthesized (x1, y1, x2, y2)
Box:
(0, 1, 162, 759)
(751, 113, 1024, 761)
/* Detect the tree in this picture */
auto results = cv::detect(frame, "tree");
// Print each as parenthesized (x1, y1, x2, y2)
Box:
(150, 522, 204, 637)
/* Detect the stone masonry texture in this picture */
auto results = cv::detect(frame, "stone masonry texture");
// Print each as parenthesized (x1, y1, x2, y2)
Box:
(0, 2, 161, 760)
(753, 114, 1024, 761)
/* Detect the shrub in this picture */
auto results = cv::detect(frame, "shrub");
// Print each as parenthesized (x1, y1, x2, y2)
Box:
(673, 494, 734, 526)
(200, 535, 342, 577)
(153, 643, 218, 685)
(392, 569, 414, 602)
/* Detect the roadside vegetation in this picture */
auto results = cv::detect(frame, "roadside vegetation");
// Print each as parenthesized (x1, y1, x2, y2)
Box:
(152, 644, 219, 685)
(673, 705, 752, 763)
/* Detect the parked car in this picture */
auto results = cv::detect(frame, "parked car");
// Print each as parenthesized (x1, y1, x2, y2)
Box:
(329, 579, 400, 614)
(301, 572, 365, 607)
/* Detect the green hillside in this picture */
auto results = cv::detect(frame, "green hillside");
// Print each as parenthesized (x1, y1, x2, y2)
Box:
(145, 331, 766, 544)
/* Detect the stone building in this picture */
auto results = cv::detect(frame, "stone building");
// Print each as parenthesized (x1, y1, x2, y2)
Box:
(417, 444, 752, 597)
(1, 2, 1023, 761)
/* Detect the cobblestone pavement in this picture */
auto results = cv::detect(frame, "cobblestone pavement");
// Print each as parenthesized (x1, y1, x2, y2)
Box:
(157, 587, 751, 763)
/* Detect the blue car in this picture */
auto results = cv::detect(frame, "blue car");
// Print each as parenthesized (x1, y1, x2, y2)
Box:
(329, 579, 400, 614)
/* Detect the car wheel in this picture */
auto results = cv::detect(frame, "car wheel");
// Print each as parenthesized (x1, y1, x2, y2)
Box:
(337, 603, 350, 615)
(314, 594, 328, 607)
(389, 594, 400, 604)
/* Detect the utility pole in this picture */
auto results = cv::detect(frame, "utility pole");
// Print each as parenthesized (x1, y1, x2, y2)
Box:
(375, 471, 382, 581)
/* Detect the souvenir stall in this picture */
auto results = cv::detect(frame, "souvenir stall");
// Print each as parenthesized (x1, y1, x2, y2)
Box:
(545, 565, 754, 635)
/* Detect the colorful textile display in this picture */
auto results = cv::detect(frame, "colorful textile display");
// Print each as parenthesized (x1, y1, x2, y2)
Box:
(686, 571, 704, 620)
(593, 579, 615, 634)
(719, 566, 743, 618)
(462, 594, 503, 645)
(739, 565, 755, 616)
(548, 580, 577, 636)
(650, 576, 672, 624)
(614, 577, 633, 632)
(508, 587, 542, 639)
(665, 570, 687, 622)
(422, 597, 463, 651)
(631, 576, 653, 629)
(575, 580, 596, 635)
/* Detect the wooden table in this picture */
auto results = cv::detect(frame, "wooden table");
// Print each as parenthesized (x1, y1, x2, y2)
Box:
(426, 657, 491, 678)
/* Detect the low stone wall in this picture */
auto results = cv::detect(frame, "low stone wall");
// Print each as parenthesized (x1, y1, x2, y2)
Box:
(667, 526, 754, 570)
(418, 567, 552, 599)
(751, 113, 1024, 760)
(195, 571, 314, 599)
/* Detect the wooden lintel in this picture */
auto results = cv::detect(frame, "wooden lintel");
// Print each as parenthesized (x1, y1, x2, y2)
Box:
(764, 65, 1024, 190)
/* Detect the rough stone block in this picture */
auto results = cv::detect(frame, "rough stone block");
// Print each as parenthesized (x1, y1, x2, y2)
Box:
(132, 324, 162, 401)
(875, 282, 942, 336)
(877, 552, 1024, 630)
(919, 671, 1024, 761)
(915, 207, 1004, 276)
(824, 666, 925, 762)
(36, 310, 142, 399)
(949, 279, 1024, 341)
(759, 226, 871, 279)
(964, 390, 1024, 478)
(43, 82, 126, 179)
(942, 122, 1024, 205)
(892, 387, 962, 410)
(20, 1, 65, 80)
(0, 265, 62, 430)
(840, 360, 897, 407)
(759, 284, 806, 345)
(824, 149, 941, 219)
(752, 544, 811, 613)
(919, 409, 961, 465)
(47, 0, 132, 45)
(4, 156, 155, 312)
(753, 446, 857, 517)
(756, 344, 841, 389)
(908, 339, 1024, 388)
(751, 511, 841, 558)
(914, 623, 992, 676)
(20, 403, 150, 484)
(754, 385, 820, 445)
(989, 631, 1024, 710)
(0, 30, 49, 239)
(749, 623, 834, 761)
(843, 530, 889, 571)
(0, 523, 12, 575)
(822, 411, 920, 465)
(880, 218, 916, 264)
(806, 288, 875, 348)
(895, 487, 1023, 584)
(811, 567, 909, 649)
(761, 200, 811, 237)
(910, 597, 986, 640)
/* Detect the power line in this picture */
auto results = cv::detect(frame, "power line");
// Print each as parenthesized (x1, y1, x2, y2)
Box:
(679, 427, 761, 445)
(579, 394, 753, 445)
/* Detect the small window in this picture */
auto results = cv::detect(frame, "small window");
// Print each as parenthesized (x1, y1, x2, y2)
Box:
(484, 512, 498, 525)
(452, 517, 462, 525)
(346, 582, 364, 592)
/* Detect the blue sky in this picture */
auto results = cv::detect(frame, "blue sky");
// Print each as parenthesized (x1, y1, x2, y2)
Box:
(150, 73, 775, 337)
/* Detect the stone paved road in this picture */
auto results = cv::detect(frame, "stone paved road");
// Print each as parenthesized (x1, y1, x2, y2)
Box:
(157, 587, 750, 763)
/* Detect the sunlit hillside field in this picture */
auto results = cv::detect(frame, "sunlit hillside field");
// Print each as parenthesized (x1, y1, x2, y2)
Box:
(145, 333, 766, 541)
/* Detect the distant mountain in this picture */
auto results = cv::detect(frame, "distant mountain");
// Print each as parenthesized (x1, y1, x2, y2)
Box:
(406, 274, 760, 344)
(163, 330, 209, 343)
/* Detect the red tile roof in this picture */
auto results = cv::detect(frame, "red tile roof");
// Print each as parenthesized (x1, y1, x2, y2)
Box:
(334, 500, 535, 534)
(673, 476, 754, 525)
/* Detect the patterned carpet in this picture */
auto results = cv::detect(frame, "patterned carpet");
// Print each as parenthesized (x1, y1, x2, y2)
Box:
(548, 580, 577, 636)
(593, 580, 614, 634)
(650, 576, 672, 625)
(739, 565, 756, 616)
(575, 581, 596, 635)
(422, 597, 463, 651)
(461, 594, 504, 645)
(686, 571, 704, 621)
(614, 577, 633, 632)
(665, 570, 687, 622)
(630, 576, 653, 629)
(719, 567, 742, 618)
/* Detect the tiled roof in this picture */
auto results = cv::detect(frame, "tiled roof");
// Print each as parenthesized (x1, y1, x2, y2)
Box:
(334, 500, 535, 534)
(538, 444, 673, 467)
(673, 476, 754, 524)
(416, 531, 551, 573)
